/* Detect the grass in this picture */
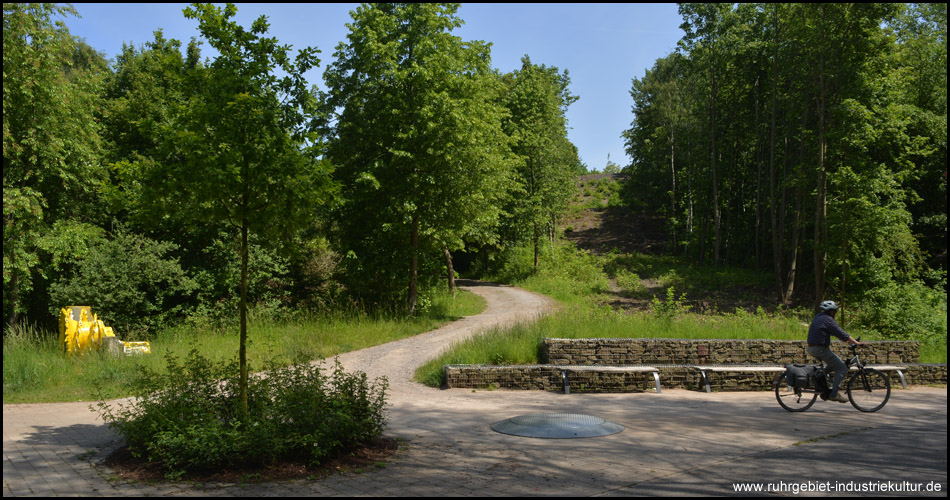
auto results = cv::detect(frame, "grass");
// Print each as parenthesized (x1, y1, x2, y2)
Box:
(414, 301, 822, 387)
(3, 288, 485, 403)
(414, 240, 947, 387)
(602, 249, 775, 300)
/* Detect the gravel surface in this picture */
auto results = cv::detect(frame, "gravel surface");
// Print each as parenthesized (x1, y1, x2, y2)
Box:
(330, 279, 557, 395)
(4, 280, 946, 497)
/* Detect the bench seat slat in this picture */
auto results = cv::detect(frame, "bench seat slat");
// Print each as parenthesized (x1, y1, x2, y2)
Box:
(692, 364, 908, 392)
(560, 365, 659, 372)
(559, 366, 661, 393)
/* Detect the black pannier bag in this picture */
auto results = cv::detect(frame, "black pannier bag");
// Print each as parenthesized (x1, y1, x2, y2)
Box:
(784, 363, 815, 389)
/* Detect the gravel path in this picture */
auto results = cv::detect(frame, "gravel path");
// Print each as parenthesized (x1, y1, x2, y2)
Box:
(4, 280, 946, 497)
(330, 279, 557, 394)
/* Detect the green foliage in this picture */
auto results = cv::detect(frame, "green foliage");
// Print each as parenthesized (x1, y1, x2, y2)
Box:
(500, 56, 580, 268)
(615, 269, 646, 297)
(187, 237, 296, 328)
(325, 3, 514, 312)
(622, 2, 945, 310)
(851, 280, 947, 343)
(36, 220, 107, 276)
(603, 249, 772, 297)
(140, 2, 335, 418)
(48, 229, 197, 337)
(650, 286, 691, 320)
(3, 4, 108, 324)
(487, 242, 608, 303)
(96, 349, 388, 479)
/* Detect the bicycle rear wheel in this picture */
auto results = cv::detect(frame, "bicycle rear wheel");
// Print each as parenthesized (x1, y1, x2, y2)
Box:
(775, 373, 818, 412)
(846, 368, 890, 412)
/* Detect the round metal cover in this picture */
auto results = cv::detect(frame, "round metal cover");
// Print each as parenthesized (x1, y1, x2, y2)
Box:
(490, 413, 624, 439)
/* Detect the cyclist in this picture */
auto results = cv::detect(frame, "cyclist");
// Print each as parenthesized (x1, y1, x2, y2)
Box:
(807, 300, 866, 403)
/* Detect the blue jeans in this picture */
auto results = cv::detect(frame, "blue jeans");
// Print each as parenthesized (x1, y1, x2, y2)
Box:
(807, 345, 847, 397)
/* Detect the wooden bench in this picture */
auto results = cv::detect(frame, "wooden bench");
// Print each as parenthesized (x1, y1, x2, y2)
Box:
(558, 365, 662, 394)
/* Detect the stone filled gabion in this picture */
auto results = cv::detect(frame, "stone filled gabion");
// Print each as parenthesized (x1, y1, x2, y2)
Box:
(444, 339, 945, 392)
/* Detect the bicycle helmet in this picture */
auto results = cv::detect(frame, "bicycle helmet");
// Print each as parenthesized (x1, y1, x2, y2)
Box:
(819, 300, 840, 312)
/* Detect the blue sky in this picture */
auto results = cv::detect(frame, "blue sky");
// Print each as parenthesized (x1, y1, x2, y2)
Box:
(62, 3, 685, 172)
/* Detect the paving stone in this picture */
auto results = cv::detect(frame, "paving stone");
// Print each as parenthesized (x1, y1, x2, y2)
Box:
(4, 282, 947, 496)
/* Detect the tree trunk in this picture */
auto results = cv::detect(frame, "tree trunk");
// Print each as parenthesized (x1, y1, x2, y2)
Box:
(686, 131, 694, 257)
(444, 247, 456, 298)
(769, 12, 784, 303)
(755, 76, 763, 272)
(710, 68, 721, 266)
(669, 129, 677, 253)
(533, 221, 540, 272)
(813, 5, 828, 305)
(7, 257, 19, 327)
(239, 216, 249, 421)
(408, 215, 419, 314)
(841, 201, 848, 327)
(699, 208, 708, 266)
(784, 84, 808, 305)
(784, 185, 802, 304)
(722, 121, 742, 263)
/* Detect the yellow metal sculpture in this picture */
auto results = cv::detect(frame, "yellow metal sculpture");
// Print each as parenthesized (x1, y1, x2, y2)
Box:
(58, 306, 151, 356)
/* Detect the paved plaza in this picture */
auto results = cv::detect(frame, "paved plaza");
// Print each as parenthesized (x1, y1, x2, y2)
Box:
(4, 282, 947, 496)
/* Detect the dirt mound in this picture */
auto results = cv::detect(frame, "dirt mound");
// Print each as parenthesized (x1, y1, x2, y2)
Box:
(562, 173, 776, 314)
(563, 173, 668, 256)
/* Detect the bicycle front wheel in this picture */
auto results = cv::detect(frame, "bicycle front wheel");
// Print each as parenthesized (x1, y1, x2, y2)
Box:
(775, 373, 817, 412)
(846, 368, 891, 412)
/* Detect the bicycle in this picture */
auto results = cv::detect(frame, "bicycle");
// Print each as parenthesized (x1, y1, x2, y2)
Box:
(774, 337, 891, 412)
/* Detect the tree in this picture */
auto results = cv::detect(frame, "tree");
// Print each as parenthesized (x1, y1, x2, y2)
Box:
(3, 3, 108, 326)
(324, 3, 514, 312)
(678, 3, 733, 267)
(623, 52, 690, 251)
(99, 30, 200, 228)
(140, 3, 332, 418)
(501, 56, 579, 271)
(625, 2, 943, 315)
(889, 3, 947, 278)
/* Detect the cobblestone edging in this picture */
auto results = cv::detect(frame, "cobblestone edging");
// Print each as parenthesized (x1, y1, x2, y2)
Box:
(443, 338, 946, 392)
(540, 338, 920, 365)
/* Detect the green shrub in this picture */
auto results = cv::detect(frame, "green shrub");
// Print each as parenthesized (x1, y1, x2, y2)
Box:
(506, 243, 608, 302)
(95, 349, 388, 479)
(187, 237, 297, 328)
(852, 280, 947, 344)
(650, 286, 691, 320)
(615, 269, 646, 297)
(48, 229, 197, 338)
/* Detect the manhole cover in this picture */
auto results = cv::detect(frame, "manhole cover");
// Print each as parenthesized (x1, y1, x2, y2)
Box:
(490, 413, 625, 439)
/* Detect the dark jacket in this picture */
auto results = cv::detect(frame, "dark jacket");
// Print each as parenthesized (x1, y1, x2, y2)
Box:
(807, 312, 849, 346)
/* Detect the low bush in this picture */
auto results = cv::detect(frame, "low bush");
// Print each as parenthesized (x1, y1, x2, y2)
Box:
(615, 269, 646, 297)
(48, 229, 197, 339)
(650, 286, 692, 320)
(852, 280, 947, 340)
(95, 349, 388, 479)
(488, 242, 608, 303)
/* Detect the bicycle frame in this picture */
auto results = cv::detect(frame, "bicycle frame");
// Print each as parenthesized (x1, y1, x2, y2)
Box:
(777, 337, 891, 412)
(810, 344, 865, 390)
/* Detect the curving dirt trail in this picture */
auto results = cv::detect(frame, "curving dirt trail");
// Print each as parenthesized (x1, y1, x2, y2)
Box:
(331, 279, 557, 393)
(2, 279, 559, 495)
(4, 280, 946, 497)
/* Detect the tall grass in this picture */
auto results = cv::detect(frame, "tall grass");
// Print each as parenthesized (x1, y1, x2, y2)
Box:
(3, 289, 485, 403)
(414, 302, 826, 386)
(416, 240, 946, 387)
